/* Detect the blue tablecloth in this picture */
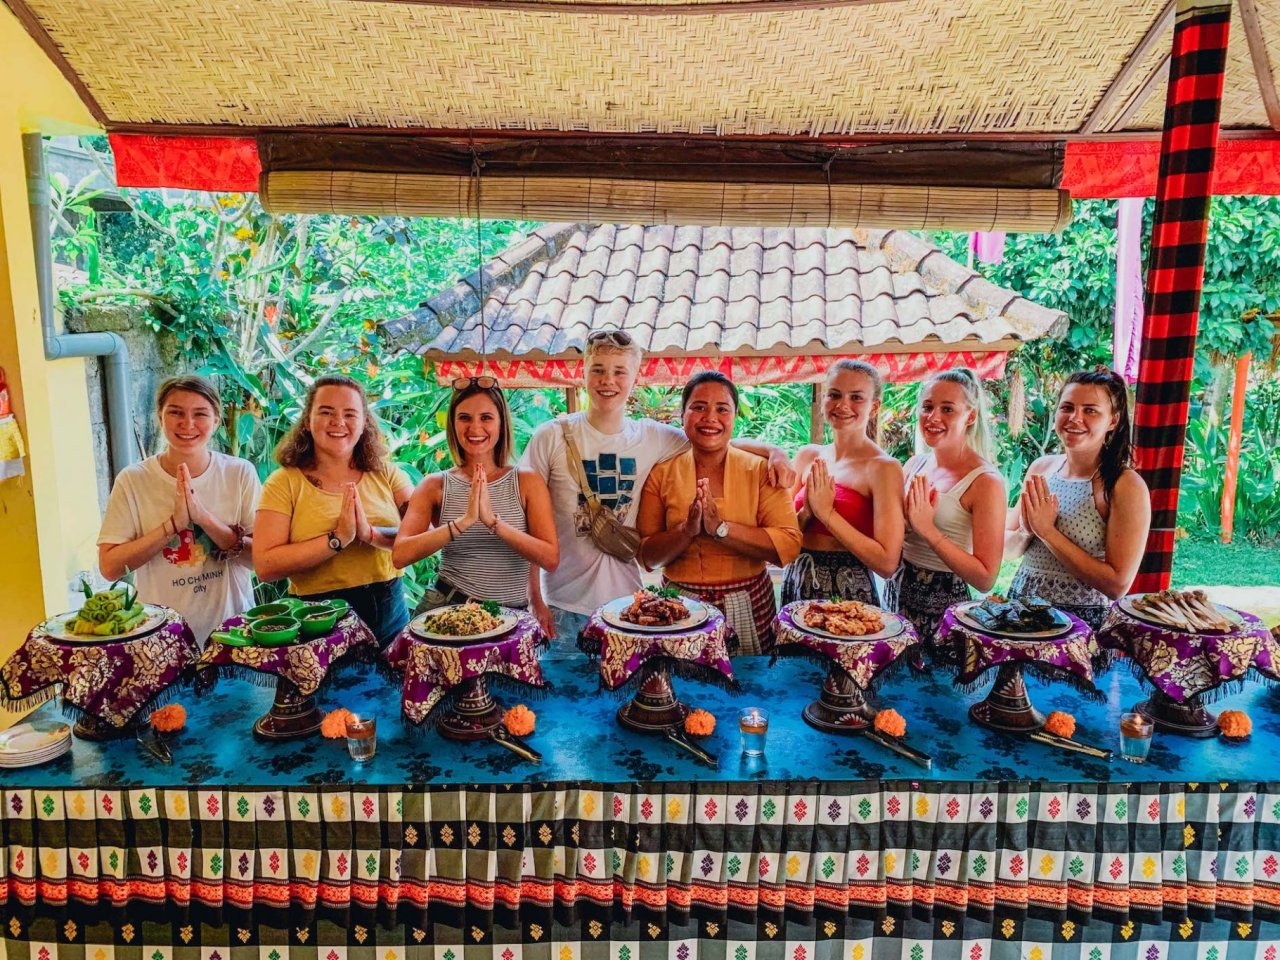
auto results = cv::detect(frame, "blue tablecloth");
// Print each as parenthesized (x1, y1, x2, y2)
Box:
(4, 654, 1277, 786)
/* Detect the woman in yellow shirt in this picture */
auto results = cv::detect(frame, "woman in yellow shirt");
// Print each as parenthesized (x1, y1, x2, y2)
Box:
(637, 372, 801, 654)
(255, 375, 413, 644)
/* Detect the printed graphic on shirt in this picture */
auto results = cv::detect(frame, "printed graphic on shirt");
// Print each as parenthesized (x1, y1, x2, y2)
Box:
(574, 453, 637, 536)
(162, 526, 214, 569)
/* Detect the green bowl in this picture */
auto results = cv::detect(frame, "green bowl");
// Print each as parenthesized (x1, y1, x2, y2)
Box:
(297, 604, 340, 638)
(250, 616, 301, 647)
(245, 601, 298, 620)
(210, 627, 253, 647)
(323, 598, 351, 618)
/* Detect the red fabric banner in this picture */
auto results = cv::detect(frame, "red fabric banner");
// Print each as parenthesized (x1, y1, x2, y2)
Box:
(1063, 138, 1279, 199)
(108, 134, 261, 192)
(432, 351, 1007, 389)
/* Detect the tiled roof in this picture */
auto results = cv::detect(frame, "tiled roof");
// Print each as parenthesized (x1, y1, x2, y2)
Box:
(382, 223, 1067, 361)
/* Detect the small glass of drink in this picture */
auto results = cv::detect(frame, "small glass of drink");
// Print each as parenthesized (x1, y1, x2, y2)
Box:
(1119, 712, 1153, 763)
(346, 714, 377, 762)
(739, 707, 769, 757)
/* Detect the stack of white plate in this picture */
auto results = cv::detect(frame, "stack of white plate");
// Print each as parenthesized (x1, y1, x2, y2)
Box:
(0, 719, 72, 768)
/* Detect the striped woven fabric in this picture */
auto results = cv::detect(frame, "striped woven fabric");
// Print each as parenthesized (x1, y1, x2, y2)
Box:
(1133, 0, 1232, 594)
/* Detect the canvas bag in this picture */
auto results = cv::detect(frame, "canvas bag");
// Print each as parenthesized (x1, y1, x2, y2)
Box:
(558, 417, 643, 562)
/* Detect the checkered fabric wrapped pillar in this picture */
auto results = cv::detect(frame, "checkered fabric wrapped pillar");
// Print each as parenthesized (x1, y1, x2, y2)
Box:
(1132, 0, 1231, 592)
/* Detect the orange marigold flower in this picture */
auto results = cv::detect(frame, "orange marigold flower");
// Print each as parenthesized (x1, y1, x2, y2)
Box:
(504, 705, 536, 737)
(320, 708, 356, 740)
(150, 704, 187, 733)
(873, 709, 906, 738)
(684, 709, 716, 737)
(1044, 711, 1076, 739)
(1218, 710, 1251, 739)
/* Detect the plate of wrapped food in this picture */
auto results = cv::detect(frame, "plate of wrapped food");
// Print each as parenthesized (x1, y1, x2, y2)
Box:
(953, 596, 1072, 640)
(40, 580, 168, 643)
(601, 587, 710, 633)
(793, 599, 906, 641)
(1119, 590, 1242, 634)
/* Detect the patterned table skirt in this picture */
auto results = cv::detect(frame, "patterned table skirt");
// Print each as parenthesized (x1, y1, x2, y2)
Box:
(1, 781, 1277, 953)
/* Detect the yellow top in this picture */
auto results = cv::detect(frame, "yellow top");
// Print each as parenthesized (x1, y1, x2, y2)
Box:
(258, 465, 413, 595)
(638, 448, 801, 586)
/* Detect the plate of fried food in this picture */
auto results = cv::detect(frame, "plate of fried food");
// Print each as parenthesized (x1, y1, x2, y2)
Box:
(953, 596, 1072, 640)
(1119, 589, 1241, 634)
(601, 586, 710, 633)
(794, 599, 905, 641)
(409, 601, 521, 643)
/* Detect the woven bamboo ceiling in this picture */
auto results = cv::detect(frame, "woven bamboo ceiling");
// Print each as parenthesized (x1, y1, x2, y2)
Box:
(8, 0, 1279, 138)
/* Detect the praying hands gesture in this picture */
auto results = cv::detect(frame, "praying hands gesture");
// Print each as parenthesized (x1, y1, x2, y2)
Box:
(804, 458, 836, 524)
(698, 478, 724, 537)
(334, 483, 359, 548)
(681, 484, 704, 539)
(905, 474, 939, 539)
(1020, 474, 1060, 540)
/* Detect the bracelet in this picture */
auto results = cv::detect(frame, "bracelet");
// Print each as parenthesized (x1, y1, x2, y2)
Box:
(447, 520, 457, 542)
(212, 523, 248, 562)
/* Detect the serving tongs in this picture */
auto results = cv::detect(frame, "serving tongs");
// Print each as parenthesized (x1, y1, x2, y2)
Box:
(1029, 728, 1112, 761)
(860, 727, 933, 770)
(665, 726, 718, 769)
(136, 727, 173, 764)
(488, 725, 542, 764)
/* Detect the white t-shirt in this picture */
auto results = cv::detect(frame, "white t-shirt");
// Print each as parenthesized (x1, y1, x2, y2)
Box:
(521, 414, 688, 614)
(97, 452, 261, 645)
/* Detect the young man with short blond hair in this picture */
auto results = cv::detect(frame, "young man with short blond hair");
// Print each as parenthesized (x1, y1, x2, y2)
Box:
(521, 330, 795, 649)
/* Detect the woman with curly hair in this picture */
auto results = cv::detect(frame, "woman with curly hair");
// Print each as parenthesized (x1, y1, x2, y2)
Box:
(255, 375, 413, 644)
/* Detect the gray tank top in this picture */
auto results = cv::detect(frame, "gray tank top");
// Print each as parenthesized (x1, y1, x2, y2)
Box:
(1010, 467, 1109, 610)
(438, 469, 530, 606)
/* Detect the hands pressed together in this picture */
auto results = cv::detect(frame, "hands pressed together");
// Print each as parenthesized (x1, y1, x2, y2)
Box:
(460, 465, 499, 532)
(333, 481, 376, 548)
(169, 463, 208, 535)
(1018, 474, 1059, 539)
(904, 473, 939, 539)
(681, 478, 727, 540)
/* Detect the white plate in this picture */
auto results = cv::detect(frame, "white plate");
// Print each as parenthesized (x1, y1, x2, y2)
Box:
(0, 740, 70, 768)
(788, 601, 907, 642)
(0, 719, 71, 757)
(953, 601, 1072, 640)
(1119, 595, 1244, 634)
(409, 605, 521, 643)
(599, 594, 710, 633)
(39, 603, 169, 643)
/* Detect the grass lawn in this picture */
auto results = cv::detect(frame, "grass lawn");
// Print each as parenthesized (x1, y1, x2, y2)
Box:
(992, 536, 1279, 594)
(1170, 537, 1280, 588)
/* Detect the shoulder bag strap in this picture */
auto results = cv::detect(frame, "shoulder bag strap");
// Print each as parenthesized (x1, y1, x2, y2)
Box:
(558, 417, 603, 510)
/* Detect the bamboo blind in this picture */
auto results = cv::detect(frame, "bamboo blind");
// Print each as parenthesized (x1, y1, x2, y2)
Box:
(260, 171, 1073, 232)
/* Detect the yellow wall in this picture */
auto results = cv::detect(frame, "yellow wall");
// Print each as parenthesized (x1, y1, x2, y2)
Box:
(0, 6, 101, 706)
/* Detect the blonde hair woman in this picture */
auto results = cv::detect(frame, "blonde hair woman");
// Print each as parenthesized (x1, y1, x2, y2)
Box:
(782, 360, 904, 607)
(899, 367, 1007, 646)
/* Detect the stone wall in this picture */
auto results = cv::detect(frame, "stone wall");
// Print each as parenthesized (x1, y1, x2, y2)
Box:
(63, 304, 182, 514)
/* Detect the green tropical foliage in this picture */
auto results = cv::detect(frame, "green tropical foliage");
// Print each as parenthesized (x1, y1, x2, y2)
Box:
(52, 144, 1280, 582)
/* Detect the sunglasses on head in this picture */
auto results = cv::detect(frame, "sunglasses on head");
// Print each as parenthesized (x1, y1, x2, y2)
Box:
(451, 376, 498, 391)
(586, 330, 633, 347)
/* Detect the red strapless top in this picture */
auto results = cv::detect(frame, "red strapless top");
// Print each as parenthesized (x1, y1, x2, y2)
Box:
(794, 484, 875, 538)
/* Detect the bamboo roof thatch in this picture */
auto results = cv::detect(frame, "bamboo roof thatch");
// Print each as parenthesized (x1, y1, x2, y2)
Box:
(382, 223, 1066, 387)
(10, 0, 1278, 139)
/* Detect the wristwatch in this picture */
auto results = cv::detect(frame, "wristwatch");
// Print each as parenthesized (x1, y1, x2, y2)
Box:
(713, 521, 729, 540)
(327, 531, 344, 553)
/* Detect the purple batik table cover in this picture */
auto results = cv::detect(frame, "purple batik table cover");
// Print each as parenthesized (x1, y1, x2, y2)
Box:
(1254, 625, 1280, 682)
(195, 612, 376, 696)
(1097, 603, 1270, 701)
(0, 608, 199, 728)
(383, 613, 548, 725)
(772, 601, 920, 689)
(936, 605, 1101, 696)
(577, 605, 737, 692)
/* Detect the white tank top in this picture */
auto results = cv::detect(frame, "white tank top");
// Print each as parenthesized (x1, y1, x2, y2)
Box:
(902, 458, 997, 572)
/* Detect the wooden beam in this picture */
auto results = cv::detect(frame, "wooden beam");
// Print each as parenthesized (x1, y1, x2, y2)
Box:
(1080, 0, 1177, 135)
(1238, 0, 1280, 131)
(103, 119, 1280, 145)
(1109, 53, 1172, 133)
(4, 0, 107, 124)
(564, 388, 580, 413)
(810, 383, 824, 445)
(353, 0, 904, 14)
